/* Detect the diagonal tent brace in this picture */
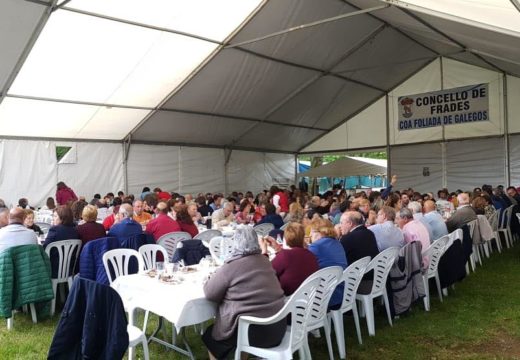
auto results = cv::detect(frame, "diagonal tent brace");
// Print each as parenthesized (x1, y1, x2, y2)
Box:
(511, 0, 520, 13)
(225, 5, 389, 49)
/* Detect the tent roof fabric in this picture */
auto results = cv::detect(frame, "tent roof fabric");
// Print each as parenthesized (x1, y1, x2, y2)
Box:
(299, 156, 387, 178)
(0, 0, 519, 152)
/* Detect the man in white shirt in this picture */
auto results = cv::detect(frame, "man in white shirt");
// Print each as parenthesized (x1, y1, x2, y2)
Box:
(211, 202, 235, 227)
(0, 208, 38, 254)
(369, 206, 405, 251)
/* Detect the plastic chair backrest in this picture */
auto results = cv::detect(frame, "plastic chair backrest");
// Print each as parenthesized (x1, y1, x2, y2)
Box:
(45, 239, 82, 280)
(366, 247, 399, 296)
(504, 206, 514, 227)
(280, 223, 289, 231)
(286, 276, 322, 353)
(305, 266, 343, 329)
(102, 249, 143, 284)
(338, 257, 371, 312)
(253, 223, 275, 237)
(139, 244, 168, 270)
(193, 229, 222, 244)
(447, 228, 463, 249)
(467, 219, 478, 241)
(157, 231, 192, 260)
(209, 236, 234, 265)
(488, 211, 499, 232)
(423, 235, 449, 275)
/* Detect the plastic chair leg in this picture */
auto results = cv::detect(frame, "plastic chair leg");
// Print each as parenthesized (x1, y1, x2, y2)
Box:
(30, 304, 37, 324)
(330, 312, 346, 359)
(50, 280, 58, 316)
(128, 346, 135, 360)
(352, 301, 363, 345)
(383, 290, 393, 327)
(435, 274, 443, 302)
(7, 312, 13, 330)
(142, 310, 149, 333)
(423, 275, 430, 311)
(361, 296, 375, 336)
(323, 318, 334, 360)
(141, 333, 150, 360)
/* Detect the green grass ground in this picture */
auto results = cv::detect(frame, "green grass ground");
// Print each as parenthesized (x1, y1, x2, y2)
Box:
(1, 244, 519, 359)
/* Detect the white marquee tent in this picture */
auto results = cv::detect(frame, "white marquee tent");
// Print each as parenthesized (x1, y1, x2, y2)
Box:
(1, 0, 520, 206)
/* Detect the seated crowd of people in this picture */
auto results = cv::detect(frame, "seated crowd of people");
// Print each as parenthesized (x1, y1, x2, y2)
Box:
(0, 177, 517, 359)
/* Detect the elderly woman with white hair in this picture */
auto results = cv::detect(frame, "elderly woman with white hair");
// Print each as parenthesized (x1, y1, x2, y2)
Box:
(202, 226, 286, 360)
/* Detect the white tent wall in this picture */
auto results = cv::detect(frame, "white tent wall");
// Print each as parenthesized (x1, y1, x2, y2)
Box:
(56, 142, 124, 200)
(389, 143, 443, 193)
(126, 144, 181, 196)
(0, 139, 56, 208)
(178, 146, 225, 195)
(127, 145, 294, 196)
(226, 151, 295, 194)
(507, 75, 520, 133)
(0, 139, 122, 208)
(446, 137, 505, 190)
(509, 134, 520, 185)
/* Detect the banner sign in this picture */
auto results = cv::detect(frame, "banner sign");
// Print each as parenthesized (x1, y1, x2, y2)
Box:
(398, 84, 488, 131)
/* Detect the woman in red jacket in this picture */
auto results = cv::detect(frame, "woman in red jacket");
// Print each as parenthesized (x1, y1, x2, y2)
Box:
(56, 181, 78, 206)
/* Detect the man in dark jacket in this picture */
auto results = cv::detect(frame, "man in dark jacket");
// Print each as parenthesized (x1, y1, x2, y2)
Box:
(339, 211, 379, 265)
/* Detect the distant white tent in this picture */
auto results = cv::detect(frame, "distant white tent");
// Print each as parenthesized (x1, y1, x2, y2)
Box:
(299, 156, 387, 178)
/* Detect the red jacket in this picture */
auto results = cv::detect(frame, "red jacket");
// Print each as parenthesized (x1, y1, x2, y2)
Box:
(56, 187, 78, 206)
(145, 214, 181, 241)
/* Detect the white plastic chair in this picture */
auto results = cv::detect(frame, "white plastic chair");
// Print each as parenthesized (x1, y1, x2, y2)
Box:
(102, 249, 144, 284)
(157, 231, 192, 261)
(467, 220, 481, 271)
(253, 223, 275, 237)
(328, 257, 371, 358)
(487, 211, 502, 253)
(128, 324, 150, 360)
(234, 276, 322, 360)
(138, 244, 169, 270)
(194, 229, 222, 247)
(355, 247, 400, 336)
(498, 206, 513, 249)
(421, 235, 449, 311)
(280, 223, 289, 231)
(44, 239, 82, 316)
(304, 266, 343, 360)
(209, 236, 234, 265)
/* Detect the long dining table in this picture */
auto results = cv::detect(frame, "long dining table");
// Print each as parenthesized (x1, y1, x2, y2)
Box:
(111, 265, 218, 359)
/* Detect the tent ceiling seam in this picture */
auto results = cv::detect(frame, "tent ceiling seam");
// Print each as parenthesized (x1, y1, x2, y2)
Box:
(296, 56, 439, 153)
(512, 0, 520, 13)
(123, 0, 271, 141)
(341, 0, 441, 56)
(5, 93, 328, 132)
(235, 47, 386, 92)
(223, 24, 390, 150)
(225, 4, 389, 49)
(0, 0, 57, 107)
(395, 6, 506, 73)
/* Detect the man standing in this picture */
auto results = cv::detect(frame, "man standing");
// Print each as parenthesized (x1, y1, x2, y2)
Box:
(423, 200, 448, 241)
(368, 206, 405, 251)
(0, 208, 38, 253)
(339, 211, 379, 265)
(108, 204, 143, 244)
(445, 193, 477, 233)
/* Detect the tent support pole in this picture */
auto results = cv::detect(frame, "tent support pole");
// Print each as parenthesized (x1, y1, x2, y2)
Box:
(504, 74, 510, 185)
(440, 57, 447, 189)
(294, 154, 298, 187)
(385, 94, 391, 181)
(123, 135, 131, 195)
(224, 148, 232, 196)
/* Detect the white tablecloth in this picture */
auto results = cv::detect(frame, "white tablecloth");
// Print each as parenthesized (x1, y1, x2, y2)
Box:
(112, 270, 217, 333)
